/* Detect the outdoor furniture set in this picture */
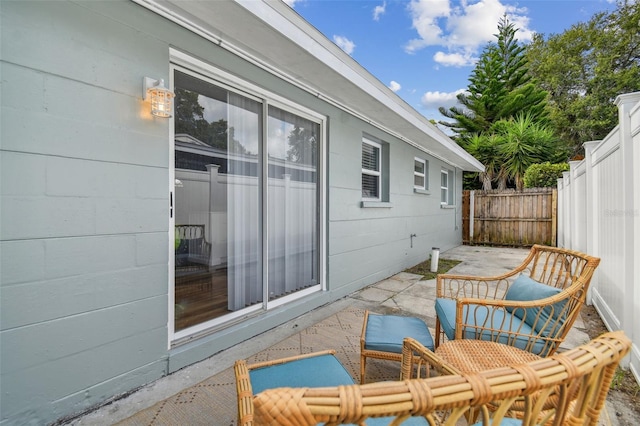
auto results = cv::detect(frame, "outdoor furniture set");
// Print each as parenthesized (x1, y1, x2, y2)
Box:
(234, 245, 627, 425)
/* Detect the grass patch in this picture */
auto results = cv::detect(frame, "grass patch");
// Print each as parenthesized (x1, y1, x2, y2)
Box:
(611, 367, 640, 396)
(404, 257, 461, 280)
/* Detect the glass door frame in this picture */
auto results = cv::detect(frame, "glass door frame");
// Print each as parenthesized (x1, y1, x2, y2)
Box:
(168, 50, 327, 346)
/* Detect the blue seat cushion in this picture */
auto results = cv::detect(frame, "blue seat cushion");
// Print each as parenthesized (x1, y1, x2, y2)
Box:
(365, 416, 428, 425)
(365, 314, 434, 353)
(333, 414, 429, 425)
(504, 274, 567, 337)
(435, 298, 546, 354)
(250, 353, 354, 394)
(471, 418, 522, 425)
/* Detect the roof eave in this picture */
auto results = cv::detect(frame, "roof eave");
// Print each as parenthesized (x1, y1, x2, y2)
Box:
(132, 0, 484, 172)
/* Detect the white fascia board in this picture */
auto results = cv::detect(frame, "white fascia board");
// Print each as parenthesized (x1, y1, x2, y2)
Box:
(236, 1, 483, 172)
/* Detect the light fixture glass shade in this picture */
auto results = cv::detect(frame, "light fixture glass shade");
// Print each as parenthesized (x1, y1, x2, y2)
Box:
(144, 77, 174, 118)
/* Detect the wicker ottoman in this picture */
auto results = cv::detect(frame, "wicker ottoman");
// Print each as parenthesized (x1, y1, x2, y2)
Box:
(360, 310, 434, 383)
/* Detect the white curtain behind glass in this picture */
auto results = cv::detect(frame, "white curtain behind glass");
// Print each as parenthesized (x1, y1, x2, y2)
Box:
(227, 92, 262, 310)
(267, 106, 319, 300)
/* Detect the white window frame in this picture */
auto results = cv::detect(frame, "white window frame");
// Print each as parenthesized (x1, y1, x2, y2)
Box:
(362, 138, 382, 201)
(441, 168, 455, 206)
(441, 169, 449, 205)
(414, 157, 427, 191)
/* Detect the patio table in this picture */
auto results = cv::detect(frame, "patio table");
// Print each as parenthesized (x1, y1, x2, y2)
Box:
(435, 339, 541, 374)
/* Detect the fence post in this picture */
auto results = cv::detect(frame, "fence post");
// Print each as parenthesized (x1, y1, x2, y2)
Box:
(569, 161, 583, 252)
(556, 178, 564, 247)
(615, 93, 640, 354)
(583, 141, 600, 304)
(561, 171, 571, 248)
(469, 190, 475, 244)
(551, 189, 557, 247)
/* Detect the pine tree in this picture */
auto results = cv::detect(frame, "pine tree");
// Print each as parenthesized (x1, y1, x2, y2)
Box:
(439, 16, 549, 142)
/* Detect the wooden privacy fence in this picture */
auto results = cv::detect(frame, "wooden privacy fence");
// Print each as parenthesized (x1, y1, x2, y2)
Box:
(462, 188, 557, 247)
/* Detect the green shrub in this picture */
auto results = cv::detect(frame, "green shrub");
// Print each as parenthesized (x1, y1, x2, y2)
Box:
(523, 162, 569, 188)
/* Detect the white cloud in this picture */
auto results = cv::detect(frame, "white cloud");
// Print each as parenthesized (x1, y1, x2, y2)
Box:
(433, 51, 476, 67)
(405, 0, 450, 52)
(420, 88, 467, 110)
(388, 81, 401, 92)
(281, 0, 299, 7)
(373, 2, 386, 21)
(333, 35, 356, 55)
(405, 0, 533, 66)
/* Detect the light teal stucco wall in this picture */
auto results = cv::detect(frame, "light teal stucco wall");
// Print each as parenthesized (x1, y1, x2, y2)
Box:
(0, 1, 463, 424)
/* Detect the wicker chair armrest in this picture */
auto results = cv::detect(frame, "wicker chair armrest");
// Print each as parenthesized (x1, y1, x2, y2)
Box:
(454, 287, 574, 309)
(436, 246, 539, 298)
(234, 359, 254, 426)
(437, 268, 524, 284)
(436, 274, 515, 300)
(245, 349, 337, 370)
(401, 337, 461, 378)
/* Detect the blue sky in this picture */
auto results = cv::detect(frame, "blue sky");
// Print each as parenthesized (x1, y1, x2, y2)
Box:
(285, 0, 618, 122)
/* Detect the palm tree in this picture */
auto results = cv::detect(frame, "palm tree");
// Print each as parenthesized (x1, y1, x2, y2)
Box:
(464, 133, 502, 190)
(493, 114, 565, 190)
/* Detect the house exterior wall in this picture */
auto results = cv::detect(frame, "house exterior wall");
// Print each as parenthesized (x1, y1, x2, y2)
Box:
(0, 1, 464, 424)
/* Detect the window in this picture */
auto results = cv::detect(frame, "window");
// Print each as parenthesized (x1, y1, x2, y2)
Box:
(441, 168, 455, 205)
(362, 138, 381, 200)
(414, 158, 428, 190)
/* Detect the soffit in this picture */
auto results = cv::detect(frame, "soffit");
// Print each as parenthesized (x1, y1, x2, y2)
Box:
(137, 0, 484, 172)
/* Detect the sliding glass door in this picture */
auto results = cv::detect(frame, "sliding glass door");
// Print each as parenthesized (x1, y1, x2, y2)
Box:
(171, 66, 321, 336)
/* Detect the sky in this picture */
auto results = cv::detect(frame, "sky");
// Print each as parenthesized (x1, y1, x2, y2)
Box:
(283, 0, 619, 122)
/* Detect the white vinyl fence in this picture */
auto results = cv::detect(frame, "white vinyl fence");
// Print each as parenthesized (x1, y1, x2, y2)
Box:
(557, 92, 640, 383)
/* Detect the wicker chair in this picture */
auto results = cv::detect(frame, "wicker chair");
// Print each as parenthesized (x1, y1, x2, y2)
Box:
(175, 224, 212, 275)
(435, 244, 600, 356)
(249, 331, 629, 425)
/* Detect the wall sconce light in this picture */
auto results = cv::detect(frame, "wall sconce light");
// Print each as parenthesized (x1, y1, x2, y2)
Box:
(143, 77, 174, 118)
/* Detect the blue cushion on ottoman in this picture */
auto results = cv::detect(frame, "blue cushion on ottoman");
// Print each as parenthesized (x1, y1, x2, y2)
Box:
(365, 314, 434, 353)
(250, 353, 354, 394)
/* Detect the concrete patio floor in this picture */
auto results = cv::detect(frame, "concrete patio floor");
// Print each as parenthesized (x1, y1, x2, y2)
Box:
(68, 245, 625, 426)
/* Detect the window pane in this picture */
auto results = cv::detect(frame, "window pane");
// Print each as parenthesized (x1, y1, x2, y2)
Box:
(362, 173, 379, 199)
(441, 188, 447, 203)
(267, 106, 320, 301)
(414, 159, 424, 174)
(174, 70, 262, 332)
(362, 142, 379, 171)
(441, 171, 448, 187)
(414, 175, 425, 187)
